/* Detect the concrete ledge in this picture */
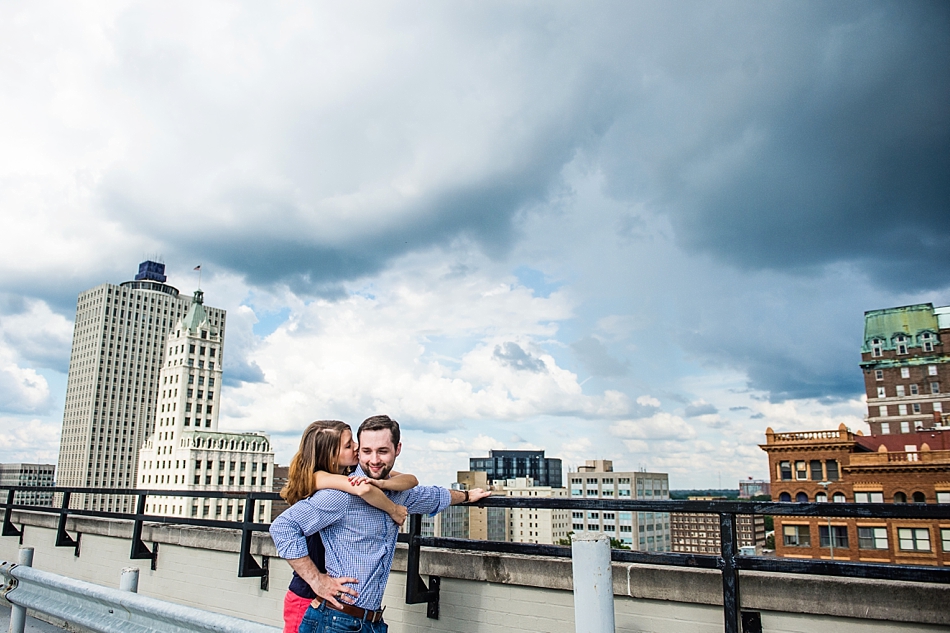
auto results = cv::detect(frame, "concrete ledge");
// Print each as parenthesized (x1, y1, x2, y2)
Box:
(9, 511, 949, 626)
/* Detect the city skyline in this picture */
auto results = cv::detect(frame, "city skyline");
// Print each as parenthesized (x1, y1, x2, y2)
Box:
(1, 3, 948, 488)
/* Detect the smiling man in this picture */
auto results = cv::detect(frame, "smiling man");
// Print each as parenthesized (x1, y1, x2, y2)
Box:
(270, 415, 489, 633)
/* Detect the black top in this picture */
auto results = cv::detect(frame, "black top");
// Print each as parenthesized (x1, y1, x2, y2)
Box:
(288, 532, 326, 599)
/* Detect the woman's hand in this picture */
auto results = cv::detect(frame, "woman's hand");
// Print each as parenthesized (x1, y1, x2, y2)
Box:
(349, 475, 388, 490)
(389, 504, 409, 526)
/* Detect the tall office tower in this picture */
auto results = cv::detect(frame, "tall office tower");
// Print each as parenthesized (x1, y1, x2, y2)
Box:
(136, 290, 273, 522)
(861, 303, 949, 436)
(56, 261, 225, 513)
(469, 449, 563, 488)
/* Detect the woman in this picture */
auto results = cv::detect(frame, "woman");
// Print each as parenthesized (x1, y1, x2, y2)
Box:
(279, 420, 417, 633)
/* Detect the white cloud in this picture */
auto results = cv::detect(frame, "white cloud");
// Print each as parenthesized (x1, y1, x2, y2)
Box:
(636, 395, 661, 408)
(609, 413, 696, 441)
(0, 418, 60, 463)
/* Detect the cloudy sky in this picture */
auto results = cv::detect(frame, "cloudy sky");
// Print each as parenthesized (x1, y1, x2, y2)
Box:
(1, 1, 948, 488)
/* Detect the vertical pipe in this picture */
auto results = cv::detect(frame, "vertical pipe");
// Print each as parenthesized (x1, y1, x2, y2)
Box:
(571, 533, 615, 633)
(8, 547, 34, 633)
(120, 567, 139, 593)
(719, 513, 740, 633)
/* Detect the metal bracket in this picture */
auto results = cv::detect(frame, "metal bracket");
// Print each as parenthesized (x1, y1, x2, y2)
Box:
(237, 496, 268, 589)
(130, 493, 157, 567)
(405, 514, 440, 620)
(55, 492, 78, 550)
(2, 489, 21, 537)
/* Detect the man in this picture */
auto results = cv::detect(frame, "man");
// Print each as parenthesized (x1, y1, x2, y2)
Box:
(270, 415, 490, 632)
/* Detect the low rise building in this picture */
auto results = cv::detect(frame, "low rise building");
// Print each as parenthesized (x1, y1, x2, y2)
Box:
(761, 424, 950, 565)
(568, 460, 671, 551)
(0, 463, 55, 506)
(739, 478, 770, 499)
(670, 496, 766, 554)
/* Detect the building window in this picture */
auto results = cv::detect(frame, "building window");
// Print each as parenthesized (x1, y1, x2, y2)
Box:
(779, 461, 792, 481)
(879, 405, 888, 417)
(896, 336, 908, 355)
(910, 384, 919, 396)
(875, 369, 884, 381)
(913, 491, 926, 503)
(795, 461, 807, 480)
(796, 492, 808, 503)
(900, 421, 910, 433)
(929, 365, 939, 376)
(881, 422, 890, 434)
(783, 525, 810, 547)
(898, 404, 908, 416)
(809, 460, 823, 480)
(935, 402, 943, 412)
(832, 492, 846, 503)
(854, 492, 884, 503)
(877, 387, 886, 398)
(898, 528, 931, 551)
(913, 403, 921, 414)
(900, 367, 910, 378)
(871, 339, 883, 357)
(937, 492, 950, 504)
(894, 492, 907, 504)
(825, 460, 839, 481)
(942, 529, 950, 552)
(858, 527, 888, 549)
(819, 525, 848, 548)
(815, 492, 827, 503)
(779, 492, 791, 502)
(932, 382, 940, 394)
(896, 385, 905, 397)
(922, 333, 934, 352)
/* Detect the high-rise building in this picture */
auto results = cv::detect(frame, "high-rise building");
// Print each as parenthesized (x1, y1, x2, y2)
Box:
(861, 303, 949, 436)
(135, 289, 273, 522)
(57, 261, 225, 513)
(568, 460, 671, 551)
(0, 463, 55, 506)
(760, 424, 950, 565)
(411, 471, 507, 542)
(469, 450, 562, 488)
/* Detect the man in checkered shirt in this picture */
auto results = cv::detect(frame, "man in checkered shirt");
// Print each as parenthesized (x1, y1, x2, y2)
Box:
(270, 415, 490, 632)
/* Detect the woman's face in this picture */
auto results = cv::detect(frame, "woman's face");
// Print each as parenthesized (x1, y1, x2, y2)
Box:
(337, 429, 358, 470)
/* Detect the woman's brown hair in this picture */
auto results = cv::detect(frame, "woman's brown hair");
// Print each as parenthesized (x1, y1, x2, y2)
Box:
(280, 420, 352, 505)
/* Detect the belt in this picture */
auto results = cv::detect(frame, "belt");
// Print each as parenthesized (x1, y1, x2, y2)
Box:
(319, 599, 385, 624)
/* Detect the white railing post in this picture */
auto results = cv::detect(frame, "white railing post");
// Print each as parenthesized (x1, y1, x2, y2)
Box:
(571, 533, 615, 633)
(8, 547, 34, 633)
(120, 567, 139, 593)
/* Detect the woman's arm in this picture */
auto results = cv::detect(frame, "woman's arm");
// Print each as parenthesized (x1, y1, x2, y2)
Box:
(349, 470, 418, 491)
(313, 471, 408, 526)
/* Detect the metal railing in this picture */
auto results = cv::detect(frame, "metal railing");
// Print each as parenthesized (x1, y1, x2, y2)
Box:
(1, 550, 279, 633)
(3, 486, 950, 633)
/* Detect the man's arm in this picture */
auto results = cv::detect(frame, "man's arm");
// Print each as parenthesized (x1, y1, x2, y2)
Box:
(286, 556, 358, 610)
(449, 488, 490, 505)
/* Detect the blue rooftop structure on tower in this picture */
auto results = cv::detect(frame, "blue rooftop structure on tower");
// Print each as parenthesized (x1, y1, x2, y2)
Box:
(135, 261, 167, 283)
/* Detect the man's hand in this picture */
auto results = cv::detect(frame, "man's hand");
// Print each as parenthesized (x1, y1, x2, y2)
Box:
(467, 488, 491, 503)
(286, 556, 358, 610)
(310, 574, 359, 610)
(450, 487, 491, 505)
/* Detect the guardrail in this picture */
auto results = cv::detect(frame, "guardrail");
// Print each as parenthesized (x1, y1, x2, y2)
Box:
(0, 548, 279, 633)
(3, 485, 950, 633)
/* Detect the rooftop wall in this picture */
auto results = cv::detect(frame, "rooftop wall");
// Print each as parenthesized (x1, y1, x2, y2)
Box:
(1, 510, 947, 632)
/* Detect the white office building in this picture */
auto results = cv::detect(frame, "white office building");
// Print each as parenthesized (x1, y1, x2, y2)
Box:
(57, 262, 225, 513)
(136, 288, 273, 522)
(568, 460, 671, 551)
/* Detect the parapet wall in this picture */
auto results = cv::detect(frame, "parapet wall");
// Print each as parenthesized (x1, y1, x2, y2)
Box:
(1, 510, 947, 633)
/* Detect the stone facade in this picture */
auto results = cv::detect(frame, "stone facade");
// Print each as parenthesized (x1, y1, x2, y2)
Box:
(136, 288, 273, 522)
(670, 498, 766, 554)
(57, 261, 225, 513)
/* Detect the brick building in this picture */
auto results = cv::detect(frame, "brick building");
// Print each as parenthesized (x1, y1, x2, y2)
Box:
(861, 303, 950, 435)
(670, 497, 766, 554)
(760, 424, 950, 565)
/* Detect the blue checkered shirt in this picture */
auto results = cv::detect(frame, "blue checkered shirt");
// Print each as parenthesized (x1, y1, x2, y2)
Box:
(269, 466, 451, 610)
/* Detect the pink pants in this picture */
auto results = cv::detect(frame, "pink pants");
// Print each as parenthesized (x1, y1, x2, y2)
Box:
(283, 590, 314, 633)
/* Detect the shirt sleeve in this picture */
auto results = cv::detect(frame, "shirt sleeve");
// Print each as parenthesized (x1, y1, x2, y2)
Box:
(395, 485, 452, 516)
(269, 490, 350, 560)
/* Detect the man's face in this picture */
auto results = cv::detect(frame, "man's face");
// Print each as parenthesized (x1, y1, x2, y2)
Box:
(357, 429, 401, 480)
